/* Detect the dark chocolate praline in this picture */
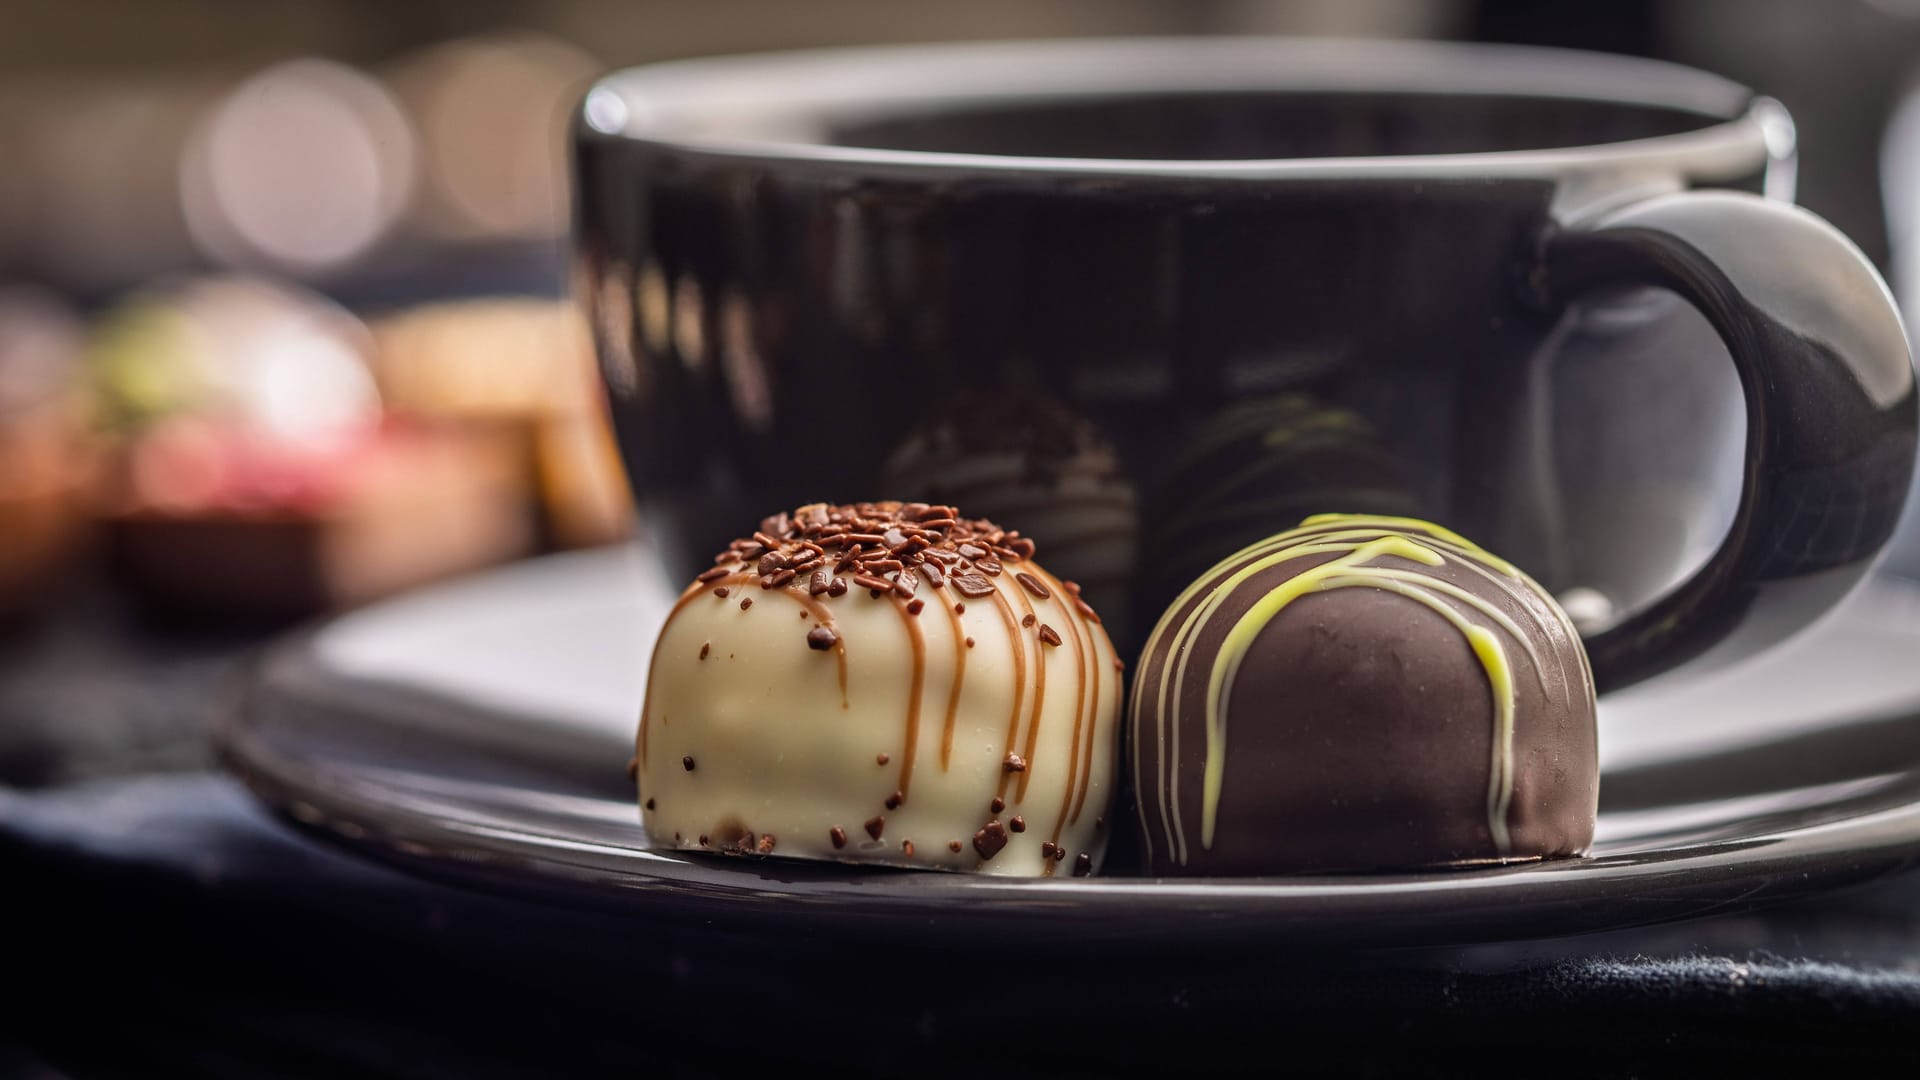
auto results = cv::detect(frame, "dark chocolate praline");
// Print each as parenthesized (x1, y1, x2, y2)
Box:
(1127, 514, 1597, 875)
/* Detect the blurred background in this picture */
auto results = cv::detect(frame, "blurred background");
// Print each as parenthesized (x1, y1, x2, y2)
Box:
(5, 0, 1920, 783)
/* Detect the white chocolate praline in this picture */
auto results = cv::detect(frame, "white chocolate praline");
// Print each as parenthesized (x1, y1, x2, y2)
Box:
(637, 508, 1122, 878)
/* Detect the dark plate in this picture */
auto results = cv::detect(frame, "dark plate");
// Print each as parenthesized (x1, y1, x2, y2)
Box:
(219, 548, 1920, 949)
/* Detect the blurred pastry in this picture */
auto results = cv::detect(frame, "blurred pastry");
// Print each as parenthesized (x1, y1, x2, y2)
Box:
(370, 297, 632, 549)
(109, 418, 529, 617)
(87, 276, 535, 617)
(0, 288, 93, 615)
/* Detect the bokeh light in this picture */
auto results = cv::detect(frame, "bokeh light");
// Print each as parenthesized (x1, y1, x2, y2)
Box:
(180, 59, 414, 275)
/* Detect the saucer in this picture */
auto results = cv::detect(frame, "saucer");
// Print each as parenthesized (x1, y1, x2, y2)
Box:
(219, 546, 1920, 948)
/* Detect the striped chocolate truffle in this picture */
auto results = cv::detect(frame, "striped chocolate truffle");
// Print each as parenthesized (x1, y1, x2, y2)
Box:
(1128, 514, 1597, 875)
(637, 501, 1121, 877)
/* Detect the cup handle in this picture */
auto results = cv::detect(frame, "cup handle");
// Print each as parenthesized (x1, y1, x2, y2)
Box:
(1538, 190, 1917, 691)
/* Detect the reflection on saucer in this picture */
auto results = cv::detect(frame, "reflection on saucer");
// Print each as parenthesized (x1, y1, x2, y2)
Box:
(880, 389, 1137, 632)
(1137, 393, 1417, 619)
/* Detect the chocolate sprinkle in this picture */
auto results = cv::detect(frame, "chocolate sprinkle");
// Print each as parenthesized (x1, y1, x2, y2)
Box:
(1021, 613, 1036, 628)
(806, 625, 839, 651)
(965, 637, 976, 648)
(877, 752, 890, 765)
(973, 821, 1008, 860)
(885, 791, 904, 810)
(830, 826, 848, 849)
(865, 816, 886, 840)
(1015, 572, 1050, 599)
(739, 597, 753, 610)
(1009, 815, 1026, 833)
(1003, 753, 1028, 773)
(683, 756, 696, 772)
(952, 572, 995, 598)
(644, 797, 654, 810)
(902, 840, 916, 857)
(1041, 841, 1059, 860)
(990, 796, 1006, 813)
(948, 840, 964, 853)
(695, 500, 1057, 655)
(1038, 624, 1063, 647)
(1074, 853, 1093, 876)
(699, 642, 710, 660)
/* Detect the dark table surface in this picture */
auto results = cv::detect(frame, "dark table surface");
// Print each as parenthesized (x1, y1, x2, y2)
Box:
(6, 586, 1920, 1078)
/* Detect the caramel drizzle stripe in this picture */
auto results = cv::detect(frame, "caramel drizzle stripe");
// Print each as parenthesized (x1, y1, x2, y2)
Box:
(1019, 614, 1071, 803)
(989, 588, 1026, 801)
(1010, 580, 1047, 804)
(1022, 564, 1088, 841)
(1035, 561, 1102, 830)
(890, 596, 927, 799)
(789, 589, 849, 709)
(1069, 615, 1101, 826)
(937, 589, 967, 770)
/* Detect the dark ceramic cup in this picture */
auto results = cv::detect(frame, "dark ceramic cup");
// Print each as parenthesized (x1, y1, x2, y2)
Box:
(573, 38, 1916, 689)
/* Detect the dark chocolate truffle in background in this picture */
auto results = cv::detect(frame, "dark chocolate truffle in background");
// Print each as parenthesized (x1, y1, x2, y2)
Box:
(1137, 394, 1417, 632)
(880, 390, 1136, 633)
(1129, 514, 1596, 876)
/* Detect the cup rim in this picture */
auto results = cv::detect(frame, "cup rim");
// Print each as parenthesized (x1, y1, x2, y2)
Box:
(580, 36, 1783, 183)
